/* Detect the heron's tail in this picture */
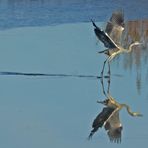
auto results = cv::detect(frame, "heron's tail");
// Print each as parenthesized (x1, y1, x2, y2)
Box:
(88, 128, 98, 140)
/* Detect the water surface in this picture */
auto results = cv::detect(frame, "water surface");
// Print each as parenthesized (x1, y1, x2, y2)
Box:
(0, 1, 148, 148)
(0, 22, 147, 148)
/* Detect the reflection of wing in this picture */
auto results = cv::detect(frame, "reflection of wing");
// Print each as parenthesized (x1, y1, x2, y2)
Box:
(104, 110, 123, 143)
(105, 10, 124, 44)
(88, 107, 115, 139)
(91, 20, 117, 48)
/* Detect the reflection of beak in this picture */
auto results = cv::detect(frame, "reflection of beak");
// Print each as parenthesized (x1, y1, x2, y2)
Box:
(137, 113, 143, 117)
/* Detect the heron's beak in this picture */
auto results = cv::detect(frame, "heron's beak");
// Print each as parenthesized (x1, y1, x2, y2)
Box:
(138, 43, 143, 45)
(134, 41, 143, 45)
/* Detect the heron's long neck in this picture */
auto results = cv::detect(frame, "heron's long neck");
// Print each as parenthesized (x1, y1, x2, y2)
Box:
(120, 104, 136, 116)
(126, 43, 138, 53)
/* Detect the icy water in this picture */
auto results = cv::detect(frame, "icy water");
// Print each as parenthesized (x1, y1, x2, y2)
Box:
(0, 0, 148, 148)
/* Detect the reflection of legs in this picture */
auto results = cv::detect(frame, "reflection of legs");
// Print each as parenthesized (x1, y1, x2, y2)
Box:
(106, 76, 116, 102)
(107, 80, 114, 101)
(107, 75, 111, 96)
(101, 58, 108, 78)
(107, 61, 111, 76)
(100, 78, 108, 98)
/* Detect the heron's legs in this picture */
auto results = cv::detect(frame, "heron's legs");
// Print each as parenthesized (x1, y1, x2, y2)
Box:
(107, 55, 114, 77)
(100, 67, 113, 101)
(106, 77, 115, 102)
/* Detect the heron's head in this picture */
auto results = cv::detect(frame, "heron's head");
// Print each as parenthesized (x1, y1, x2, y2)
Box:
(132, 41, 142, 46)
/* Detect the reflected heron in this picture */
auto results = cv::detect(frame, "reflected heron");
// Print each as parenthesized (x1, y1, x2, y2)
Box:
(88, 76, 143, 143)
(91, 10, 142, 77)
(88, 97, 142, 143)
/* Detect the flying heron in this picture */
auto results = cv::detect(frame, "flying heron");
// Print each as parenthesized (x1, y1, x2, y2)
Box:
(88, 76, 143, 143)
(91, 10, 142, 77)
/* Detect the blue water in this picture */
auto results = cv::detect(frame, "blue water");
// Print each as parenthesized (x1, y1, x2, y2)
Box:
(0, 1, 148, 148)
(0, 22, 147, 148)
(0, 0, 148, 30)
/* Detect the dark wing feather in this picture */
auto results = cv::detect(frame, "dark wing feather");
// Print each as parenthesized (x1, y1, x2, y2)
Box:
(91, 20, 117, 48)
(88, 107, 115, 139)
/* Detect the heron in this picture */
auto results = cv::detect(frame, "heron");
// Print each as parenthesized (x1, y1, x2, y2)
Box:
(88, 76, 143, 143)
(91, 10, 142, 77)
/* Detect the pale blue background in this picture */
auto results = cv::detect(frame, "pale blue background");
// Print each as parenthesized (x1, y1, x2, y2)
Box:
(0, 0, 148, 148)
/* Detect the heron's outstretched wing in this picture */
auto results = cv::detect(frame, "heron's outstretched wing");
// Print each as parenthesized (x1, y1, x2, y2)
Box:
(91, 20, 117, 48)
(111, 10, 124, 26)
(105, 10, 124, 44)
(104, 111, 123, 143)
(88, 107, 115, 139)
(105, 10, 124, 34)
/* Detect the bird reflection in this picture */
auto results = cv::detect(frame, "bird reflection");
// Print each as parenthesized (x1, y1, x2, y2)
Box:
(91, 10, 142, 77)
(88, 77, 142, 143)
